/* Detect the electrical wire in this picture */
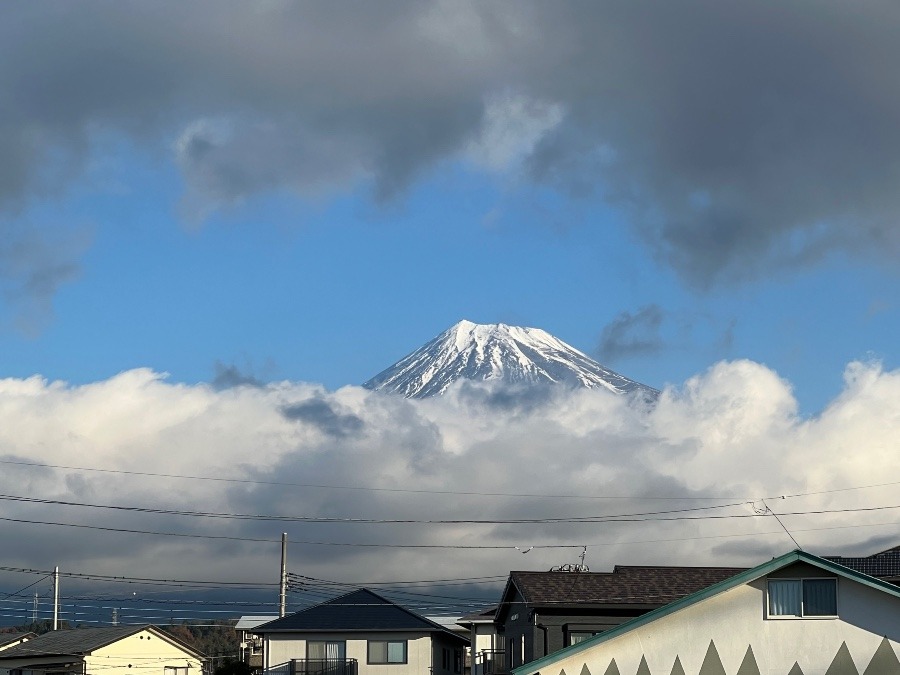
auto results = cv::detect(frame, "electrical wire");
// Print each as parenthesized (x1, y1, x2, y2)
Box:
(0, 459, 751, 501)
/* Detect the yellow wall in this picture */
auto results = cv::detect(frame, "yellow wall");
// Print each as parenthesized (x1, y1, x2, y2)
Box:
(86, 628, 203, 675)
(0, 629, 202, 675)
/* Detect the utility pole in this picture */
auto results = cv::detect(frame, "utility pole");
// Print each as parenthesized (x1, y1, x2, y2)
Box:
(32, 593, 38, 625)
(279, 533, 287, 617)
(112, 608, 118, 626)
(52, 566, 59, 630)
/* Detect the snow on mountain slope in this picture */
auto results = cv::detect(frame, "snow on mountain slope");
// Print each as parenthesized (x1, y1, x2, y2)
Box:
(363, 320, 659, 399)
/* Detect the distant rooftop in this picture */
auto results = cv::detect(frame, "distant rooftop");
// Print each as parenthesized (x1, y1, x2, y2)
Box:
(825, 545, 900, 579)
(501, 566, 747, 612)
(235, 615, 279, 631)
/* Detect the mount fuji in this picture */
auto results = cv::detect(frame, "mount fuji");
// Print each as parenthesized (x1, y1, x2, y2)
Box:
(363, 320, 658, 399)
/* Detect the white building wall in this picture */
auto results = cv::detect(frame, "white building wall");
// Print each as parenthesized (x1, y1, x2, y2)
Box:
(265, 632, 433, 675)
(520, 574, 900, 675)
(469, 624, 500, 675)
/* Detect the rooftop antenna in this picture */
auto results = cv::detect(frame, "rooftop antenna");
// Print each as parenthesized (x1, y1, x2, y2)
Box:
(550, 546, 589, 573)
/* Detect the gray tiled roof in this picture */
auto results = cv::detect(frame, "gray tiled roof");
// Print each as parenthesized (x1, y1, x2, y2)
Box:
(0, 626, 147, 659)
(0, 633, 34, 648)
(507, 565, 747, 607)
(825, 546, 900, 578)
(255, 589, 467, 643)
(0, 626, 202, 660)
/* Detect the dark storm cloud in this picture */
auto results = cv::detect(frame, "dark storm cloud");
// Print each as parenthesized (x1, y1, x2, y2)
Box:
(281, 398, 365, 438)
(3, 1, 900, 284)
(599, 305, 666, 361)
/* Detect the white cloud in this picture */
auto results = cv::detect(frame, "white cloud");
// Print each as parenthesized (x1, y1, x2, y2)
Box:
(466, 92, 565, 173)
(0, 360, 897, 597)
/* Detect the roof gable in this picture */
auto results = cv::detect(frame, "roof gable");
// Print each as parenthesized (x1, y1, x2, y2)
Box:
(255, 588, 467, 643)
(512, 550, 900, 675)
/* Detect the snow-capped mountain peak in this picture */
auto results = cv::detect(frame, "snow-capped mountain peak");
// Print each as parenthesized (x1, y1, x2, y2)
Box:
(363, 320, 658, 399)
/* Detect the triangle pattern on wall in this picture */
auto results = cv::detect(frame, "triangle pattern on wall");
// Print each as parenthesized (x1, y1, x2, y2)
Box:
(603, 659, 621, 675)
(580, 665, 593, 675)
(699, 640, 727, 675)
(735, 645, 761, 675)
(825, 642, 860, 675)
(862, 638, 900, 675)
(670, 655, 686, 675)
(787, 661, 805, 675)
(636, 656, 651, 675)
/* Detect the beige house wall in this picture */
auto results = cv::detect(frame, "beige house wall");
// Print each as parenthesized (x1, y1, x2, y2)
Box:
(266, 632, 435, 675)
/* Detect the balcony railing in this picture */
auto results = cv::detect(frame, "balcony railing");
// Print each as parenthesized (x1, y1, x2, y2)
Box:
(289, 659, 358, 675)
(474, 650, 508, 675)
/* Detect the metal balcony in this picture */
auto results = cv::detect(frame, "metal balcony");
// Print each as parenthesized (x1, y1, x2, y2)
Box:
(289, 659, 358, 675)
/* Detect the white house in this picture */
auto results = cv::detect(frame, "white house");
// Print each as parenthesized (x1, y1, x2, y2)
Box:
(236, 616, 279, 673)
(512, 550, 900, 675)
(254, 588, 469, 675)
(457, 607, 501, 675)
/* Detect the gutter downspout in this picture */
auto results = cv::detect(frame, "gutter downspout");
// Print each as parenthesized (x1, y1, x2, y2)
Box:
(533, 613, 549, 659)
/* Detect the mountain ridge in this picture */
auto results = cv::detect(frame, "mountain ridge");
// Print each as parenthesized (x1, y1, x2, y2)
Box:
(363, 320, 658, 399)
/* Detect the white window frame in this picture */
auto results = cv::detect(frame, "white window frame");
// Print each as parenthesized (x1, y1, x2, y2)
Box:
(766, 577, 838, 619)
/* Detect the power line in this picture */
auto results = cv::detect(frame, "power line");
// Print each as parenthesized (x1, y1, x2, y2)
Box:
(11, 458, 900, 504)
(0, 491, 752, 523)
(0, 459, 751, 501)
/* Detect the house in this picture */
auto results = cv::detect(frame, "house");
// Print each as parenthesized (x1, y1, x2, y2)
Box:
(0, 625, 205, 675)
(236, 616, 278, 673)
(494, 565, 746, 671)
(512, 550, 900, 675)
(457, 607, 501, 675)
(825, 544, 900, 585)
(254, 588, 469, 675)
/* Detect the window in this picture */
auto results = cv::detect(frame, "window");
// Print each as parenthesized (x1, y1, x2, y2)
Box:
(454, 647, 462, 674)
(442, 647, 451, 670)
(768, 578, 837, 617)
(368, 640, 407, 664)
(165, 668, 189, 675)
(307, 641, 346, 662)
(568, 632, 599, 646)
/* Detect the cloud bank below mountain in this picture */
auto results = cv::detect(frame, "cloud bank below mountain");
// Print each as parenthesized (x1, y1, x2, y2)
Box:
(0, 359, 896, 594)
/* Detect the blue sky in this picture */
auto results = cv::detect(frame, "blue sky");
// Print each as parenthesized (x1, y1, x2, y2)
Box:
(2, 1, 900, 602)
(1, 1, 897, 419)
(1, 136, 895, 416)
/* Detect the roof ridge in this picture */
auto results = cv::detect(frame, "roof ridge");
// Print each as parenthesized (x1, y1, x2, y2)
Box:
(357, 587, 465, 637)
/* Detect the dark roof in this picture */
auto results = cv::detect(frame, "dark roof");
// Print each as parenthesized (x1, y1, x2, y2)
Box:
(458, 606, 497, 624)
(498, 565, 746, 619)
(0, 633, 35, 648)
(255, 589, 467, 643)
(825, 545, 900, 578)
(0, 626, 203, 660)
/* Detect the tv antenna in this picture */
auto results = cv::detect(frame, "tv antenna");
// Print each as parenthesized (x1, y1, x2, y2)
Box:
(550, 546, 589, 572)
